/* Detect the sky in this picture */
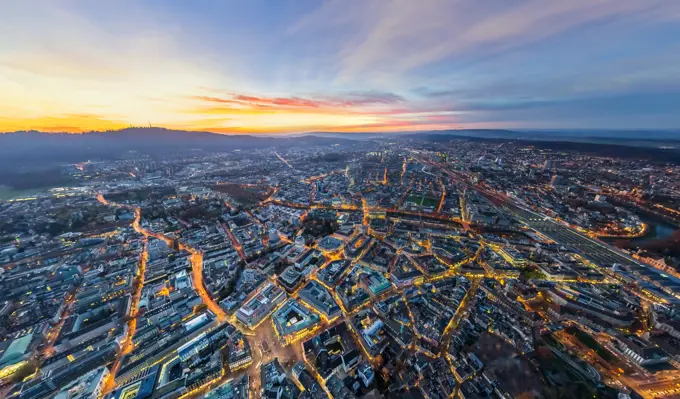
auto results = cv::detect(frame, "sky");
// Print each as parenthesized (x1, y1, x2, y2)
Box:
(1, 0, 680, 134)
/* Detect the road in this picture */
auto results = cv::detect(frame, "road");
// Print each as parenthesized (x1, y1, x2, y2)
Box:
(97, 194, 234, 393)
(40, 297, 74, 360)
(274, 152, 294, 170)
(408, 154, 647, 270)
(98, 193, 306, 398)
(221, 220, 247, 261)
(96, 197, 150, 394)
(406, 156, 680, 398)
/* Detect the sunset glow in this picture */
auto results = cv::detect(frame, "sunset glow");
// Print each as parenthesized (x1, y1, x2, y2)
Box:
(1, 0, 679, 134)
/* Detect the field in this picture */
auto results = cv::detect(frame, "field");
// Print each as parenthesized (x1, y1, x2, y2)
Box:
(0, 186, 46, 200)
(421, 196, 440, 207)
(406, 194, 422, 205)
(405, 194, 439, 208)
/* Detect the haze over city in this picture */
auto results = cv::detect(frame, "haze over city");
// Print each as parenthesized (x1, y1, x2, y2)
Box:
(2, 0, 680, 134)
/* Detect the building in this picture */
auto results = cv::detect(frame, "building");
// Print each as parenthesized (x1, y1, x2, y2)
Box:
(227, 334, 252, 371)
(615, 335, 669, 366)
(178, 331, 211, 360)
(204, 375, 249, 399)
(317, 236, 344, 254)
(358, 269, 391, 296)
(496, 246, 527, 266)
(269, 228, 281, 245)
(20, 342, 118, 399)
(545, 286, 635, 328)
(261, 359, 300, 399)
(299, 280, 342, 321)
(0, 333, 34, 379)
(235, 282, 285, 329)
(272, 299, 321, 345)
(278, 266, 303, 293)
(317, 260, 351, 288)
(54, 366, 109, 399)
(303, 322, 361, 381)
(550, 175, 563, 187)
(109, 365, 160, 399)
(357, 362, 374, 387)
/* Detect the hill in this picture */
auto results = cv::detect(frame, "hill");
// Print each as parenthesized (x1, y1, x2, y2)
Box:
(0, 128, 358, 166)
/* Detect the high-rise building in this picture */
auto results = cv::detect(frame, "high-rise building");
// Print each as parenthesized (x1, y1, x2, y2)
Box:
(269, 228, 281, 244)
(550, 175, 562, 186)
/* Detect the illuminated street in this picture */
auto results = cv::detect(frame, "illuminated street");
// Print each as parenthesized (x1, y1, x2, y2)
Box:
(6, 140, 680, 399)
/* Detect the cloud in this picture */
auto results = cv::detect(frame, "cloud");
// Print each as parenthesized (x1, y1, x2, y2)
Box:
(2, 0, 680, 133)
(0, 0, 232, 129)
(321, 91, 405, 106)
(181, 89, 454, 133)
(452, 90, 680, 129)
(191, 91, 404, 113)
(233, 95, 321, 108)
(291, 0, 680, 82)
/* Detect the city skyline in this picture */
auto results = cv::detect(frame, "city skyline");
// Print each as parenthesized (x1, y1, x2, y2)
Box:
(2, 0, 680, 134)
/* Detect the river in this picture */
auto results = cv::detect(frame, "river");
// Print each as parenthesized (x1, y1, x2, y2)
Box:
(602, 213, 678, 245)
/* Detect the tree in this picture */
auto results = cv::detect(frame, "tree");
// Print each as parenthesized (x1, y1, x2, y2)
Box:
(520, 268, 546, 281)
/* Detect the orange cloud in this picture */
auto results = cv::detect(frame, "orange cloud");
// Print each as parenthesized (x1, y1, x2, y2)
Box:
(192, 94, 322, 110)
(186, 92, 412, 124)
(192, 92, 403, 111)
(0, 91, 444, 134)
(233, 95, 321, 108)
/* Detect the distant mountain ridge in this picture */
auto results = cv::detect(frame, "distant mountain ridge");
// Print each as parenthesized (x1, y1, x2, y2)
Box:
(0, 127, 363, 166)
(4, 126, 678, 140)
(2, 127, 678, 167)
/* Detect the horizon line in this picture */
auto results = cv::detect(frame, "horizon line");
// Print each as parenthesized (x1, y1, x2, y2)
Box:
(1, 126, 679, 137)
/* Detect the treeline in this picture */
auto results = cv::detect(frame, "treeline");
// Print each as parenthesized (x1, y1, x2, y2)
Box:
(0, 168, 75, 190)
